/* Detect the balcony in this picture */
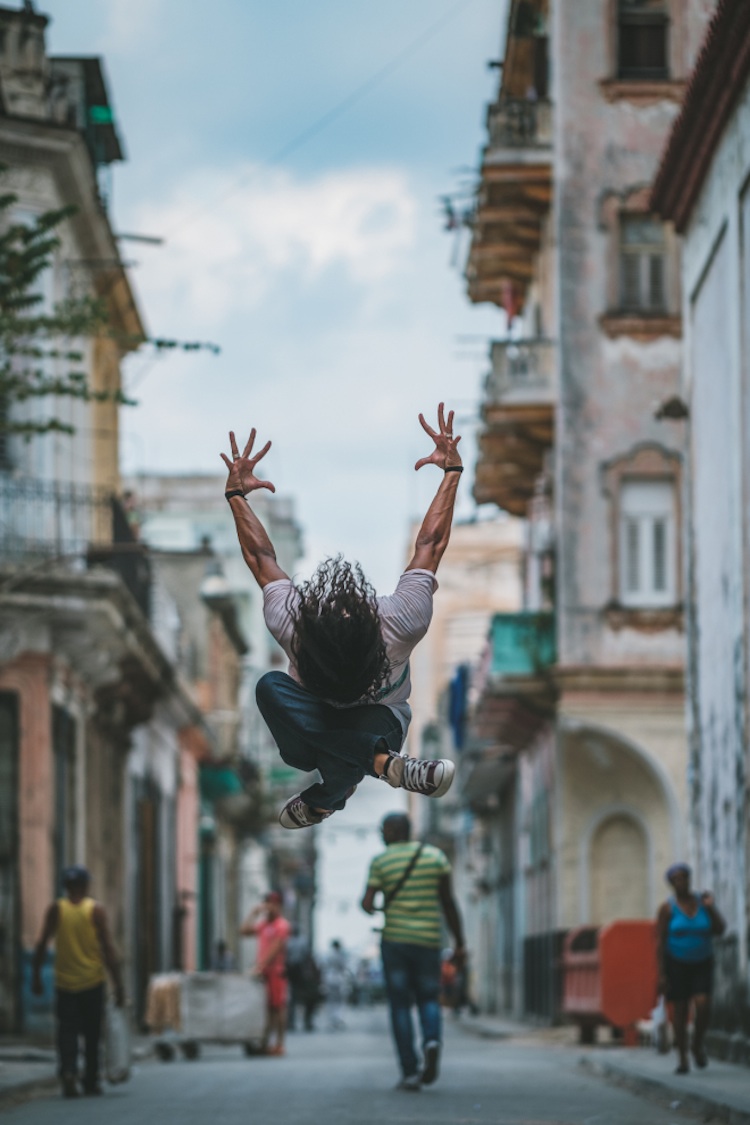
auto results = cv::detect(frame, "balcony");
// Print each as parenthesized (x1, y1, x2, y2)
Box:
(474, 338, 556, 515)
(487, 96, 553, 150)
(489, 612, 556, 678)
(486, 338, 556, 406)
(466, 20, 553, 312)
(0, 477, 151, 615)
(462, 611, 556, 803)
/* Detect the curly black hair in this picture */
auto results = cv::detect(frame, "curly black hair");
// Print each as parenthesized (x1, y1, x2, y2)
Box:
(289, 556, 391, 705)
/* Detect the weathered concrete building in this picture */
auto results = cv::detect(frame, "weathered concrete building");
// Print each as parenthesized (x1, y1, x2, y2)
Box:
(652, 0, 750, 1056)
(122, 473, 315, 962)
(0, 4, 210, 1033)
(457, 0, 712, 1016)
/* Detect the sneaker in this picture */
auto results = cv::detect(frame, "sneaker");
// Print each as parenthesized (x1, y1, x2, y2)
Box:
(421, 1040, 441, 1085)
(279, 786, 357, 830)
(396, 1073, 421, 1091)
(279, 796, 332, 830)
(384, 754, 455, 798)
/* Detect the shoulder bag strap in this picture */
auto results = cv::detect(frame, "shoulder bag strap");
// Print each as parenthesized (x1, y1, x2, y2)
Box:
(383, 843, 425, 909)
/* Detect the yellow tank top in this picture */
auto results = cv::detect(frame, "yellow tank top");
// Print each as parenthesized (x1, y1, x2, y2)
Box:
(55, 898, 106, 992)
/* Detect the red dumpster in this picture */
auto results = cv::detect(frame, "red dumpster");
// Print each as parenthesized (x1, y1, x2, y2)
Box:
(562, 920, 657, 1044)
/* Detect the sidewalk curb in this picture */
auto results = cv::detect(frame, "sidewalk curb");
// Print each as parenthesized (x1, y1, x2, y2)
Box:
(0, 1075, 58, 1114)
(455, 1018, 514, 1041)
(579, 1054, 750, 1124)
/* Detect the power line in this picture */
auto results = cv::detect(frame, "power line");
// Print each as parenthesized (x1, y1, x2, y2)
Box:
(165, 0, 480, 240)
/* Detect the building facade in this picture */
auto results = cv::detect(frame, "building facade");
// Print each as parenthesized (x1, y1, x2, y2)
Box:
(457, 0, 712, 1016)
(0, 4, 211, 1033)
(652, 0, 750, 1055)
(122, 473, 315, 962)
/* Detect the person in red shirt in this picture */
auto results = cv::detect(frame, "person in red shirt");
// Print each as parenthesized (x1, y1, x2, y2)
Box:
(241, 891, 291, 1056)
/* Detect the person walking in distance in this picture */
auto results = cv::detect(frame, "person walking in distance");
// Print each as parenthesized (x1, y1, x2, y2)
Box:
(656, 863, 726, 1074)
(323, 939, 349, 1030)
(241, 891, 290, 1056)
(220, 404, 463, 830)
(361, 813, 465, 1091)
(31, 866, 124, 1098)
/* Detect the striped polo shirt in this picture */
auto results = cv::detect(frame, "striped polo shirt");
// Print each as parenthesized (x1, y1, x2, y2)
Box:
(367, 841, 451, 948)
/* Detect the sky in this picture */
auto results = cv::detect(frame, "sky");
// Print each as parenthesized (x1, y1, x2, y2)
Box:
(40, 0, 508, 953)
(42, 0, 507, 594)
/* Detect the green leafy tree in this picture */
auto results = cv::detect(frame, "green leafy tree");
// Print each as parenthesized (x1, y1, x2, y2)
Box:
(0, 178, 218, 439)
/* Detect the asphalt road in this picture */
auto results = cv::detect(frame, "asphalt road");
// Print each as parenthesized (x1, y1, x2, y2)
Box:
(3, 1008, 690, 1125)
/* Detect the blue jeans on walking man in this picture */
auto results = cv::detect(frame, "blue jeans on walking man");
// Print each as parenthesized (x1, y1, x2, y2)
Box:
(255, 671, 404, 811)
(381, 941, 442, 1079)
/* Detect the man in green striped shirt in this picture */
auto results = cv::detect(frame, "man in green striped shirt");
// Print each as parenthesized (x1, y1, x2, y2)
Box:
(361, 813, 465, 1091)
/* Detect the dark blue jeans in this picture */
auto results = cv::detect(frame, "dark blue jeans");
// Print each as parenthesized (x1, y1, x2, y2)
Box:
(381, 941, 442, 1078)
(255, 671, 404, 811)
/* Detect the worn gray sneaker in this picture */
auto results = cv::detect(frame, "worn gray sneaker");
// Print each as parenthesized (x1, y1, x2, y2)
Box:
(383, 754, 455, 798)
(396, 1073, 421, 1091)
(421, 1040, 441, 1085)
(279, 786, 357, 829)
(279, 796, 331, 830)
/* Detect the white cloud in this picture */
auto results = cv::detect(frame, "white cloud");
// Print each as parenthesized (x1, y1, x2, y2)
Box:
(131, 164, 417, 328)
(97, 0, 165, 52)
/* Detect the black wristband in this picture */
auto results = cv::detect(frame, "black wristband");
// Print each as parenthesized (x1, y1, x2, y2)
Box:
(444, 465, 464, 474)
(225, 489, 246, 500)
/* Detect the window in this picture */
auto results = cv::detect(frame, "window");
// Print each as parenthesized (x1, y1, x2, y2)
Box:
(619, 214, 666, 312)
(619, 478, 675, 606)
(617, 0, 669, 80)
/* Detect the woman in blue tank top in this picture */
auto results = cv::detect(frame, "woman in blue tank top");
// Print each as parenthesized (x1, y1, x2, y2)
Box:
(655, 863, 726, 1075)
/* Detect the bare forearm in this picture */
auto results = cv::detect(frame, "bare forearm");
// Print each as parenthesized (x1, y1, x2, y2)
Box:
(410, 473, 461, 570)
(707, 905, 726, 935)
(105, 951, 123, 992)
(442, 897, 464, 948)
(32, 943, 46, 976)
(228, 496, 279, 577)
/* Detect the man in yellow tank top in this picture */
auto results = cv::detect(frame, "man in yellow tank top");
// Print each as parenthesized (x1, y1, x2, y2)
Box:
(32, 866, 124, 1098)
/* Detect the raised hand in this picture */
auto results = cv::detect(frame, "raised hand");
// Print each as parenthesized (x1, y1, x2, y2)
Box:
(220, 428, 276, 495)
(415, 402, 462, 471)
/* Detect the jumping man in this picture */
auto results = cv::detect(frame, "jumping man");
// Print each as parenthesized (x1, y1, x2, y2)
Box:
(221, 403, 462, 829)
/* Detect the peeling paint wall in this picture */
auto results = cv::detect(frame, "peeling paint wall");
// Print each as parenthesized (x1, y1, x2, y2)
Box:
(553, 0, 688, 669)
(680, 76, 750, 1030)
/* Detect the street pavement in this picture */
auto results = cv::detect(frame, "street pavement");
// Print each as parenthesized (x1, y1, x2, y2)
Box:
(0, 1007, 705, 1125)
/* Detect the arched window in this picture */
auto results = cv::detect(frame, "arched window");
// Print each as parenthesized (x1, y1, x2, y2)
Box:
(589, 813, 649, 923)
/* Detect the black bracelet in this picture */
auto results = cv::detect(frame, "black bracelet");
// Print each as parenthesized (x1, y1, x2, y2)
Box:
(444, 465, 464, 474)
(225, 489, 246, 500)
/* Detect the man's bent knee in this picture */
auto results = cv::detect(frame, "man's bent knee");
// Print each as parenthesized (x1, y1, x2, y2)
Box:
(255, 670, 288, 710)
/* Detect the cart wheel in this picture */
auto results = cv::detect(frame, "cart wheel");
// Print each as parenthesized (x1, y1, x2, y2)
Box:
(182, 1041, 200, 1060)
(243, 1041, 263, 1057)
(156, 1042, 176, 1062)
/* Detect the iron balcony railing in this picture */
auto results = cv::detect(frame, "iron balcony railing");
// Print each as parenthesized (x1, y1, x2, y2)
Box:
(487, 96, 553, 149)
(0, 477, 151, 615)
(485, 338, 557, 406)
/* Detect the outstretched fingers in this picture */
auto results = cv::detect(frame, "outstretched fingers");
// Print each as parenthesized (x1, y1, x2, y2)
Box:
(445, 408, 455, 434)
(242, 429, 256, 458)
(250, 439, 272, 467)
(418, 412, 438, 439)
(220, 452, 233, 470)
(437, 401, 446, 432)
(229, 430, 240, 459)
